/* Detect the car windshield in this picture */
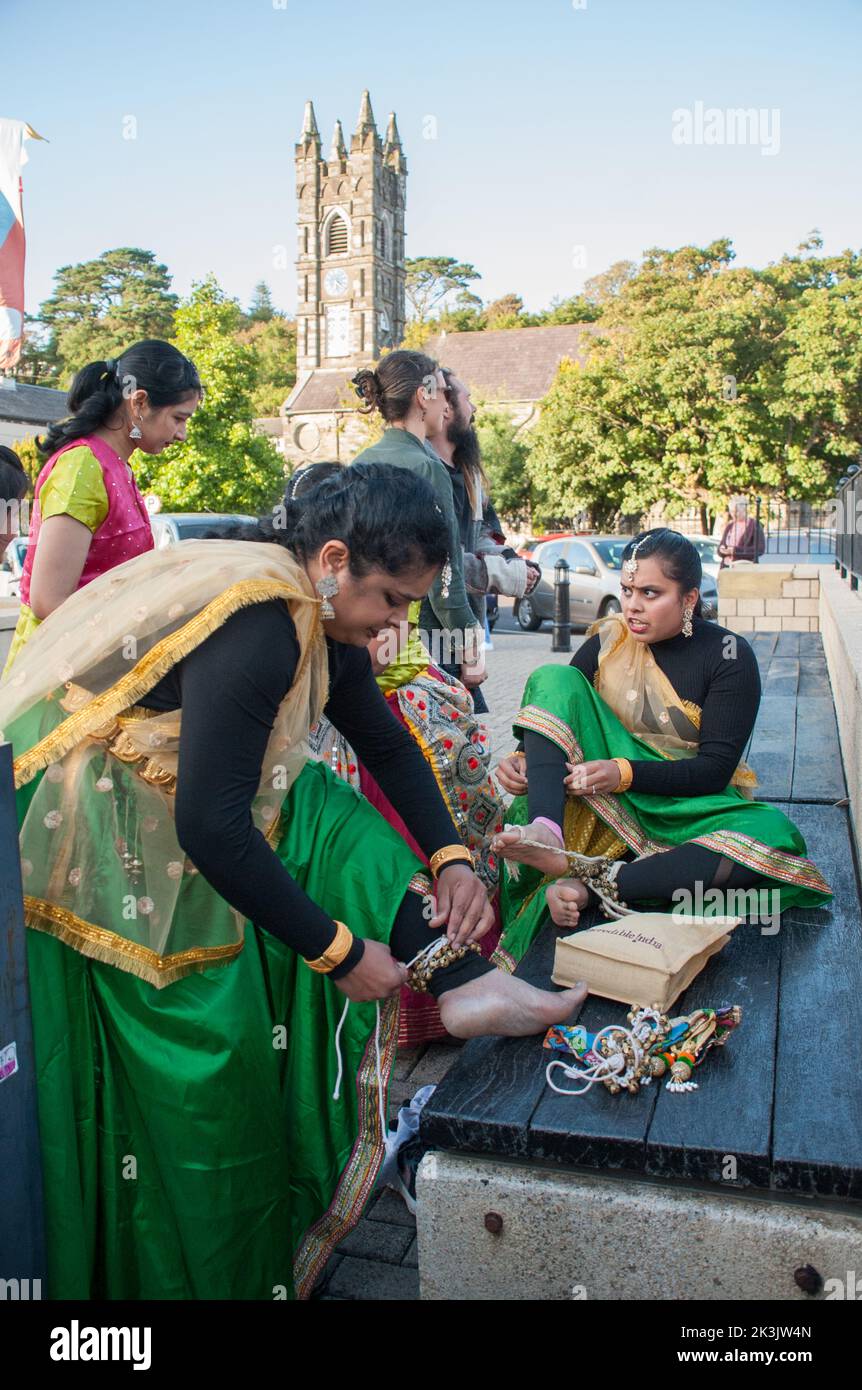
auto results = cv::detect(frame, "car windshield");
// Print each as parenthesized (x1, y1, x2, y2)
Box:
(692, 538, 718, 560)
(172, 518, 248, 539)
(592, 540, 628, 571)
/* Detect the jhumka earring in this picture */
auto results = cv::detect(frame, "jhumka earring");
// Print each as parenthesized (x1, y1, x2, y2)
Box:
(682, 606, 694, 638)
(623, 538, 645, 583)
(315, 573, 339, 619)
(129, 418, 143, 441)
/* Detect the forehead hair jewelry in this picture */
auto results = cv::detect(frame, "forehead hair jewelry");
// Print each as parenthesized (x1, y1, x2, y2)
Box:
(623, 538, 647, 583)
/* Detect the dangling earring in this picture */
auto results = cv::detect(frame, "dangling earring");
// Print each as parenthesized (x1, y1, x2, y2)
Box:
(316, 573, 339, 620)
(440, 560, 452, 599)
(129, 417, 143, 441)
(682, 606, 694, 638)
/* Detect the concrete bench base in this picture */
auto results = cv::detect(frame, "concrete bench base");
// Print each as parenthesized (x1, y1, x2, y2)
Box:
(416, 1152, 862, 1301)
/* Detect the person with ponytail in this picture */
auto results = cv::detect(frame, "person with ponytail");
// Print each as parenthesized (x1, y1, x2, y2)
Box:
(490, 527, 831, 966)
(0, 460, 583, 1300)
(351, 350, 486, 695)
(2, 339, 201, 673)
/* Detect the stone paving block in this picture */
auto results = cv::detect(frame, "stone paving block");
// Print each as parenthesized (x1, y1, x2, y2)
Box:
(402, 1237, 419, 1269)
(365, 1187, 418, 1228)
(328, 1255, 420, 1300)
(337, 1216, 415, 1264)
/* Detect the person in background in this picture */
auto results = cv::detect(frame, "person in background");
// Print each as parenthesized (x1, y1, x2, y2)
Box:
(351, 350, 485, 695)
(2, 340, 202, 675)
(718, 497, 766, 568)
(0, 444, 29, 551)
(423, 370, 540, 712)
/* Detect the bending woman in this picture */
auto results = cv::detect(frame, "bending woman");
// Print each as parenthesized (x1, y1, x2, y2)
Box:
(0, 462, 581, 1300)
(492, 529, 831, 966)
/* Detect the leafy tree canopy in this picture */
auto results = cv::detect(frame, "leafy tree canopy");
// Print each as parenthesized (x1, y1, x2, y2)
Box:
(134, 274, 285, 513)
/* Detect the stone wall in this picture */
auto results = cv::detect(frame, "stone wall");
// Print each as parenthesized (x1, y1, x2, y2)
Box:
(819, 566, 862, 859)
(717, 563, 824, 633)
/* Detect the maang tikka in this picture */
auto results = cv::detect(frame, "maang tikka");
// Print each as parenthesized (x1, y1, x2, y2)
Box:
(316, 573, 339, 620)
(623, 538, 646, 583)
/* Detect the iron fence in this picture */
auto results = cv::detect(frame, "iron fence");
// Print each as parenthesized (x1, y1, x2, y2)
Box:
(835, 466, 862, 590)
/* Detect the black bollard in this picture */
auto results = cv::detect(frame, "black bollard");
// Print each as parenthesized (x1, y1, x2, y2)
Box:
(552, 557, 571, 652)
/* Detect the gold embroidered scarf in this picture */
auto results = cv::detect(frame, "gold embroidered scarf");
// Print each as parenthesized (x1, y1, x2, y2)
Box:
(0, 539, 329, 986)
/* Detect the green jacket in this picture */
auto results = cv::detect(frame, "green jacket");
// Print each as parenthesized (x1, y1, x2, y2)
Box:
(351, 428, 480, 636)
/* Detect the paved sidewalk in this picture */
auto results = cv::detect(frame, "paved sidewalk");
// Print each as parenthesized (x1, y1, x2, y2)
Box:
(316, 614, 581, 1300)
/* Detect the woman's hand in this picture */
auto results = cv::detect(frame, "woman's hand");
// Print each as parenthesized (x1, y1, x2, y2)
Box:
(334, 939, 409, 1003)
(495, 751, 528, 796)
(564, 759, 622, 796)
(429, 864, 495, 946)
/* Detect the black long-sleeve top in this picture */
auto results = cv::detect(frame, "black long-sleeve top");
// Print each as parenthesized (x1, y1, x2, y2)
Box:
(138, 600, 460, 976)
(567, 617, 761, 797)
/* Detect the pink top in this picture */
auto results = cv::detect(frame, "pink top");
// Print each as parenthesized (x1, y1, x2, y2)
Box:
(21, 434, 154, 607)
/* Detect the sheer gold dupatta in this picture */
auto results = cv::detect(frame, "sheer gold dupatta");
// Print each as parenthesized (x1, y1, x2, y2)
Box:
(590, 615, 757, 795)
(0, 540, 329, 986)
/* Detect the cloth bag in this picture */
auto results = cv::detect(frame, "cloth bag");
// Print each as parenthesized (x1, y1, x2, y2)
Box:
(551, 912, 741, 1011)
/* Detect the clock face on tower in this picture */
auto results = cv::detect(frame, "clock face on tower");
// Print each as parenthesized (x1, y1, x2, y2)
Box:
(324, 268, 349, 298)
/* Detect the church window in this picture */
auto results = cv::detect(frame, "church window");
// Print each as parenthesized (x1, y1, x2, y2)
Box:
(326, 211, 349, 255)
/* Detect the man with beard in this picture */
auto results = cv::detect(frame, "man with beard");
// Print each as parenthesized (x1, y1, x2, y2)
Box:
(421, 371, 539, 712)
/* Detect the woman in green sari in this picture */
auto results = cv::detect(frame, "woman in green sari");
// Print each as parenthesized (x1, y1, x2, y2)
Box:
(1, 463, 583, 1301)
(492, 529, 831, 967)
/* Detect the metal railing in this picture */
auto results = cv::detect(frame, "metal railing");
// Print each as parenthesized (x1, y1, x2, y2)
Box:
(835, 466, 862, 590)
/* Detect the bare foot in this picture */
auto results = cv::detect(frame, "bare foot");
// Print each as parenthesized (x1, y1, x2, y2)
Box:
(492, 821, 568, 877)
(439, 969, 587, 1039)
(546, 878, 590, 929)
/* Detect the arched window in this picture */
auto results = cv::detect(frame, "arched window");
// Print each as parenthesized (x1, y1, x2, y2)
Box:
(326, 210, 349, 256)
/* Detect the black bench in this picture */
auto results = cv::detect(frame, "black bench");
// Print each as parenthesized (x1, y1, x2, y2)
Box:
(422, 633, 862, 1208)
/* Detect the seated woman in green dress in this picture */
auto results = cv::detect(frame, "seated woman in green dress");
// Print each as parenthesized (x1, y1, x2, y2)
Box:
(492, 529, 831, 968)
(0, 462, 583, 1301)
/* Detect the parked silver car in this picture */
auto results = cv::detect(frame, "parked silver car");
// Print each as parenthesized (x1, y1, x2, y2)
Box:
(150, 512, 256, 547)
(514, 535, 718, 631)
(0, 536, 28, 599)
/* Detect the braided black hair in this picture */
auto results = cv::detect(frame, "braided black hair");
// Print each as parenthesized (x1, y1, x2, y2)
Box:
(227, 461, 450, 579)
(40, 339, 202, 456)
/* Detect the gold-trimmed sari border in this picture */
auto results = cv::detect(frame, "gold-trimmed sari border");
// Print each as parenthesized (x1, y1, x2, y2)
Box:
(13, 578, 322, 789)
(293, 995, 399, 1300)
(24, 896, 245, 988)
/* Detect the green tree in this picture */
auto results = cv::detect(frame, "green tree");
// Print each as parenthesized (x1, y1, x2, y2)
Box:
(527, 239, 862, 530)
(246, 281, 277, 323)
(483, 293, 525, 329)
(38, 248, 178, 383)
(135, 275, 285, 513)
(404, 256, 482, 322)
(532, 294, 601, 325)
(475, 406, 536, 527)
(236, 316, 297, 416)
(15, 315, 61, 386)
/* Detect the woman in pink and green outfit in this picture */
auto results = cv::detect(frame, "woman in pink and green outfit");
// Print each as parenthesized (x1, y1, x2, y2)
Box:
(3, 340, 201, 673)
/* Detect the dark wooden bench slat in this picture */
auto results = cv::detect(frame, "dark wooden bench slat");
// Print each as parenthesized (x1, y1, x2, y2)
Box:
(526, 983, 660, 1173)
(747, 696, 797, 801)
(790, 698, 846, 802)
(420, 927, 562, 1159)
(771, 802, 862, 1199)
(644, 920, 780, 1189)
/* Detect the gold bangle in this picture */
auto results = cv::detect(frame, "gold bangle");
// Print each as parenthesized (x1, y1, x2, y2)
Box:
(305, 920, 354, 974)
(613, 757, 633, 793)
(429, 844, 474, 878)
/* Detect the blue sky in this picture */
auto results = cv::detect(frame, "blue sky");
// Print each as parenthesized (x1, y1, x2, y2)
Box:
(4, 0, 860, 319)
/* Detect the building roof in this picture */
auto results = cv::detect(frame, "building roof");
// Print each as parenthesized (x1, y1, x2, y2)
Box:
(284, 370, 356, 415)
(0, 380, 68, 425)
(424, 323, 602, 402)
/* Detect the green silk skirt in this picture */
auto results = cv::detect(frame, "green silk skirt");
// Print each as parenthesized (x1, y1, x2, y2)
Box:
(18, 758, 424, 1301)
(496, 664, 833, 971)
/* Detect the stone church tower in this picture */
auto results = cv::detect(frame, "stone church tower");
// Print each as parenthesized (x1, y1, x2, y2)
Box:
(281, 92, 407, 466)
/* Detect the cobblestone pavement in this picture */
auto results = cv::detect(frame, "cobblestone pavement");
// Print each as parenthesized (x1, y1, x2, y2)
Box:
(315, 606, 586, 1300)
